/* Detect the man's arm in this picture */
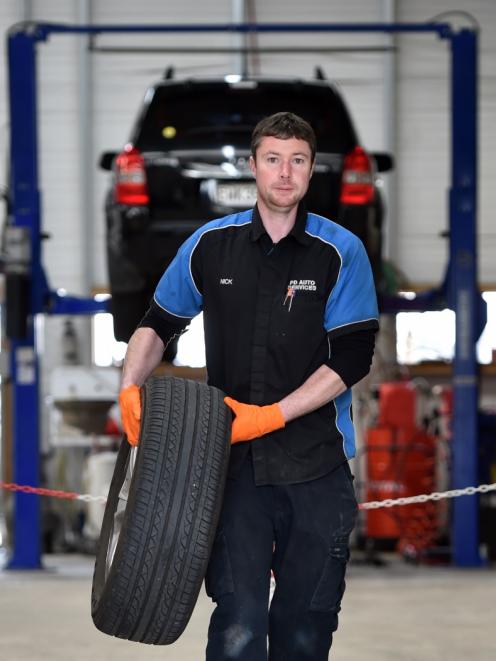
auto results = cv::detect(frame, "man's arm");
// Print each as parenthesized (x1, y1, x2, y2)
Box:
(278, 328, 376, 422)
(118, 327, 166, 446)
(278, 364, 346, 423)
(118, 225, 203, 445)
(225, 329, 375, 443)
(224, 364, 345, 444)
(121, 327, 166, 388)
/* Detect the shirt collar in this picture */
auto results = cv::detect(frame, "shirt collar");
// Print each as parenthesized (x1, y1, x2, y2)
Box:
(249, 202, 311, 246)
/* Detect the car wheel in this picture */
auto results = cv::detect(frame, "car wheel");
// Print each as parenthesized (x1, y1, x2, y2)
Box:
(91, 375, 231, 645)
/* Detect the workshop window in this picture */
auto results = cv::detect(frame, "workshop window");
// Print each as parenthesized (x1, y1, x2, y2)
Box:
(92, 312, 206, 368)
(396, 291, 496, 365)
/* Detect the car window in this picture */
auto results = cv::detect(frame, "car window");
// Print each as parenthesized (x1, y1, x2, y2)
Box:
(135, 82, 357, 154)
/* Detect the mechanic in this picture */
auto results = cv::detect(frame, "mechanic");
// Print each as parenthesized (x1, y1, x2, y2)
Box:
(119, 111, 378, 660)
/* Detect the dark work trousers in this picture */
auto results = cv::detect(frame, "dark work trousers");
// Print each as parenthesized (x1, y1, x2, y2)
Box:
(204, 455, 358, 660)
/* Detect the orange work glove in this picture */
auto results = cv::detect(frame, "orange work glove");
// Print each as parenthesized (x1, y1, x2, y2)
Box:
(119, 384, 142, 446)
(224, 397, 286, 444)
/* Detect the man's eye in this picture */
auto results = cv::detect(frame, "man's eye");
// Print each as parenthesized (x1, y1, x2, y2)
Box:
(294, 158, 304, 165)
(267, 157, 278, 163)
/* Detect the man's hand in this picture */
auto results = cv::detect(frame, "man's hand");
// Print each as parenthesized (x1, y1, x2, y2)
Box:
(224, 397, 286, 444)
(119, 384, 142, 446)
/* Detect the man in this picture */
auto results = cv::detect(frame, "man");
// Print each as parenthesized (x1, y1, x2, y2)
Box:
(119, 112, 378, 660)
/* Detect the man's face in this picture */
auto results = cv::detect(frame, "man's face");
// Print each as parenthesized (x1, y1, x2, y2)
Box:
(249, 136, 314, 213)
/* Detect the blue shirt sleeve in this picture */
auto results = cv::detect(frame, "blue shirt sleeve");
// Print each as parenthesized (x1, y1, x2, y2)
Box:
(153, 231, 203, 319)
(324, 237, 379, 337)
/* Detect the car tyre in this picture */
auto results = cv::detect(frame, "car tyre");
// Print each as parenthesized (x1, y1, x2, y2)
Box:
(91, 375, 231, 645)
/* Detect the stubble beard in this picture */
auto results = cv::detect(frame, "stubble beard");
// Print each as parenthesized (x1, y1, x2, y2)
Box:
(261, 186, 304, 213)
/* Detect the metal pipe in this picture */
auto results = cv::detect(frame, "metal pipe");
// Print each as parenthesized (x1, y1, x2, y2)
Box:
(77, 0, 93, 298)
(231, 0, 247, 75)
(76, 0, 94, 367)
(381, 0, 397, 262)
(89, 45, 394, 55)
(23, 0, 33, 20)
(31, 23, 455, 39)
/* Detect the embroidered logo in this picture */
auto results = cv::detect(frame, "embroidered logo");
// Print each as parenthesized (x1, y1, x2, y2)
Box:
(283, 280, 317, 311)
(288, 279, 317, 292)
(220, 278, 233, 285)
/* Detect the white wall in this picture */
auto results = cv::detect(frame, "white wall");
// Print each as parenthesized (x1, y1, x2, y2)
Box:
(1, 0, 495, 294)
(396, 0, 496, 287)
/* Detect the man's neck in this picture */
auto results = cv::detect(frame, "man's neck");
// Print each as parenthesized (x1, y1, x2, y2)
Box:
(257, 200, 298, 244)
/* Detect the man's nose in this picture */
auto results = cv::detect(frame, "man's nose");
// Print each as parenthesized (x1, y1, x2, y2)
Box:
(279, 161, 291, 178)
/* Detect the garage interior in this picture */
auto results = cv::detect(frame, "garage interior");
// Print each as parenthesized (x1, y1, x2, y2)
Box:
(1, 1, 496, 660)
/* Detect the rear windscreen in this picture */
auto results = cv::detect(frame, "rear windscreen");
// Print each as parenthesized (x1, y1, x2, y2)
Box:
(135, 82, 357, 153)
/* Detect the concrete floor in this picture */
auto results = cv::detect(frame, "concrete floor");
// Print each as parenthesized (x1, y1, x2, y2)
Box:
(0, 553, 494, 661)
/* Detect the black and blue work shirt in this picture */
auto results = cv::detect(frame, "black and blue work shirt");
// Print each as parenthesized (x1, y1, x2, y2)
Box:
(140, 205, 379, 485)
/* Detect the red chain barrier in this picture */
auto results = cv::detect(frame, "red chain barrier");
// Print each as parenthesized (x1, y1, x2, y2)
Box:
(2, 480, 495, 507)
(0, 481, 80, 501)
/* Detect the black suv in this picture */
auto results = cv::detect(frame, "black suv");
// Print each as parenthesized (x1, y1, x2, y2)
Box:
(100, 75, 392, 352)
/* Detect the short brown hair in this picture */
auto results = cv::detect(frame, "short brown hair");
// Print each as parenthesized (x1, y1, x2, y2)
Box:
(251, 112, 316, 162)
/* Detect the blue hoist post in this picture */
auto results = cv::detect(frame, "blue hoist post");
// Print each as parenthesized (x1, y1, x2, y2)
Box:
(449, 29, 481, 566)
(5, 24, 107, 569)
(5, 21, 481, 568)
(6, 27, 43, 569)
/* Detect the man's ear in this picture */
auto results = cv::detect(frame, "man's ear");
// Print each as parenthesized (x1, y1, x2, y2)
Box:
(249, 155, 256, 177)
(310, 160, 316, 178)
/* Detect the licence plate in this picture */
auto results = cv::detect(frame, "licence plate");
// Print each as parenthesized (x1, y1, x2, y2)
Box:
(214, 182, 257, 208)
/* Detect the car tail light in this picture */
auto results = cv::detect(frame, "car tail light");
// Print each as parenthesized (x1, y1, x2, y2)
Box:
(340, 146, 375, 205)
(114, 145, 149, 205)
